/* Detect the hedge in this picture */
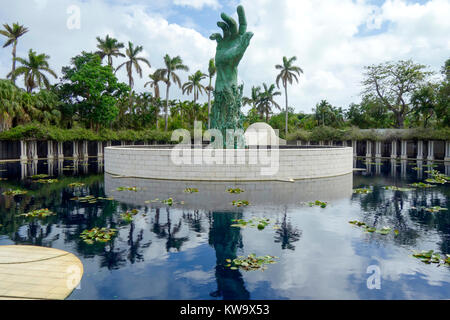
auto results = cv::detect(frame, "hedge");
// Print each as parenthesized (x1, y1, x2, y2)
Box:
(0, 123, 449, 143)
(287, 126, 450, 142)
(0, 123, 174, 143)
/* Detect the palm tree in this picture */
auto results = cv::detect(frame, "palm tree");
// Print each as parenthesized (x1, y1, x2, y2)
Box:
(206, 58, 216, 129)
(95, 34, 125, 68)
(0, 23, 29, 84)
(243, 85, 262, 117)
(116, 41, 151, 89)
(256, 83, 281, 122)
(0, 79, 25, 131)
(157, 54, 189, 131)
(275, 56, 303, 137)
(182, 70, 206, 122)
(144, 69, 166, 100)
(9, 49, 57, 93)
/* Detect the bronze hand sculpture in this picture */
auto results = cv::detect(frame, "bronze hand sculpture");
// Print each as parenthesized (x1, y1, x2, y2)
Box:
(209, 5, 253, 142)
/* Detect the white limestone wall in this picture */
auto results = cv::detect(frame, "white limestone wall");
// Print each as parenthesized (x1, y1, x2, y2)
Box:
(104, 146, 353, 181)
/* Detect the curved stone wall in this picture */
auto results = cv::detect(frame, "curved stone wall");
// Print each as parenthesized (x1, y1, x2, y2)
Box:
(105, 146, 353, 181)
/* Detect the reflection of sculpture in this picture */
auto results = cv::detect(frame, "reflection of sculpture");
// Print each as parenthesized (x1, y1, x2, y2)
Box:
(209, 5, 253, 138)
(208, 212, 250, 300)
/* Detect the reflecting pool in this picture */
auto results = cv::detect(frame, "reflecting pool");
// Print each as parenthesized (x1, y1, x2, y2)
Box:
(0, 159, 449, 299)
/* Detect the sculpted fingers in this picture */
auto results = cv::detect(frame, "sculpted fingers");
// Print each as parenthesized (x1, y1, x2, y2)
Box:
(237, 5, 247, 35)
(221, 13, 238, 36)
(210, 33, 223, 42)
(217, 21, 230, 38)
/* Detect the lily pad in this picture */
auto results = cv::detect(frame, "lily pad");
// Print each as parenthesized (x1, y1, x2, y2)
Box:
(231, 217, 273, 230)
(308, 200, 327, 208)
(116, 186, 138, 192)
(33, 179, 58, 184)
(80, 227, 117, 244)
(184, 188, 199, 193)
(120, 209, 139, 223)
(226, 254, 278, 271)
(227, 188, 244, 194)
(409, 182, 435, 188)
(231, 200, 249, 207)
(19, 208, 55, 218)
(383, 186, 414, 192)
(30, 174, 49, 179)
(353, 188, 372, 194)
(68, 182, 86, 188)
(2, 189, 28, 196)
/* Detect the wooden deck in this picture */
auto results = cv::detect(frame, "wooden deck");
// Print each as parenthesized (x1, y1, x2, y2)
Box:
(0, 245, 83, 300)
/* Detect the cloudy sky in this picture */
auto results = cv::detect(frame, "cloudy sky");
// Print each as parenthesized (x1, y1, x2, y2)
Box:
(0, 0, 449, 113)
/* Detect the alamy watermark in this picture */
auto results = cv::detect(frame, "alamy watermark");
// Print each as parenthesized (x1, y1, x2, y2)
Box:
(366, 264, 381, 290)
(66, 5, 81, 30)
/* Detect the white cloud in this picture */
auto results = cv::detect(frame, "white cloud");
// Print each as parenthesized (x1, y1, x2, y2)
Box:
(173, 0, 221, 10)
(0, 0, 448, 114)
(239, 0, 450, 112)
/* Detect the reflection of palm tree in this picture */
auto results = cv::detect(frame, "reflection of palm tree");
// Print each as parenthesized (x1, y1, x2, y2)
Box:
(127, 222, 145, 264)
(208, 212, 249, 300)
(183, 210, 204, 233)
(150, 208, 188, 252)
(165, 209, 188, 252)
(274, 210, 301, 250)
(100, 242, 127, 270)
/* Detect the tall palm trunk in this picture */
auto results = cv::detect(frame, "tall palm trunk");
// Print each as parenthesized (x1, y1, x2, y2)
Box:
(11, 40, 17, 84)
(193, 89, 197, 124)
(207, 77, 212, 129)
(284, 82, 288, 138)
(165, 82, 170, 131)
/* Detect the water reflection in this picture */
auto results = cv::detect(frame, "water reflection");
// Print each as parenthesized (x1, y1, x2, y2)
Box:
(0, 160, 449, 299)
(104, 173, 353, 210)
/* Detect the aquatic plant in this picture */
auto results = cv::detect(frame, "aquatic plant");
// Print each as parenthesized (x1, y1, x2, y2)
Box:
(353, 188, 372, 194)
(33, 179, 59, 184)
(308, 200, 327, 208)
(184, 188, 199, 193)
(227, 188, 244, 194)
(412, 250, 443, 264)
(383, 186, 414, 191)
(70, 195, 114, 203)
(424, 206, 448, 213)
(30, 174, 49, 179)
(19, 208, 55, 218)
(232, 200, 249, 207)
(231, 217, 273, 230)
(162, 198, 173, 206)
(120, 209, 139, 223)
(349, 221, 397, 235)
(68, 182, 86, 188)
(225, 254, 278, 271)
(409, 182, 435, 188)
(116, 186, 138, 192)
(424, 170, 449, 184)
(2, 189, 28, 196)
(80, 227, 117, 244)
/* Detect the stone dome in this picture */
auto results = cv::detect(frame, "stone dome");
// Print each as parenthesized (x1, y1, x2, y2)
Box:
(244, 122, 286, 146)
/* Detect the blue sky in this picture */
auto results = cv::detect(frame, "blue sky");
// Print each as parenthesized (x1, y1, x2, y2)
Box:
(0, 0, 449, 113)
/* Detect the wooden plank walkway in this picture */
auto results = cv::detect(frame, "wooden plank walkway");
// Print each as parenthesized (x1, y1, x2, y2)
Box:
(0, 245, 83, 300)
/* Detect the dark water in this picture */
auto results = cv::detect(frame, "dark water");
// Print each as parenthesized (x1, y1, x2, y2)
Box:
(0, 159, 449, 300)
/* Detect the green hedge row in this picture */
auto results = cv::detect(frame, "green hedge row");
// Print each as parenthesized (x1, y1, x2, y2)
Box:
(0, 123, 448, 143)
(287, 127, 450, 142)
(0, 123, 174, 143)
